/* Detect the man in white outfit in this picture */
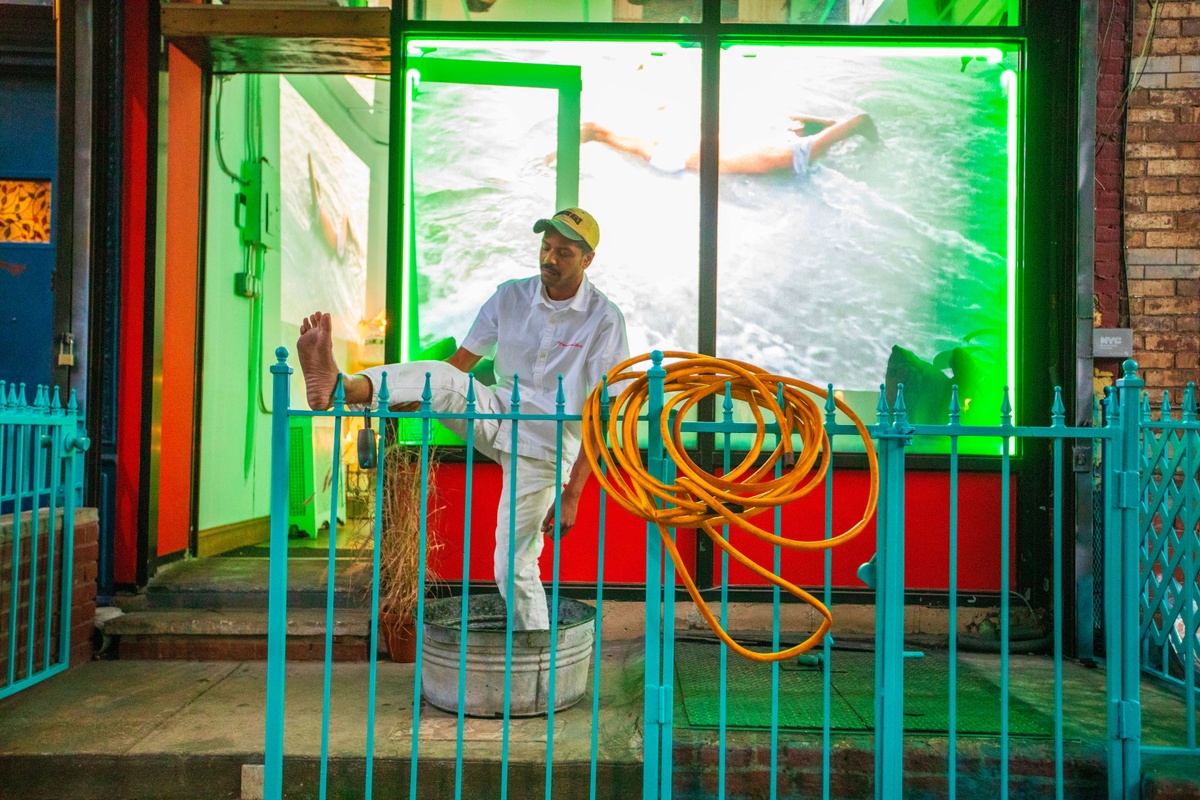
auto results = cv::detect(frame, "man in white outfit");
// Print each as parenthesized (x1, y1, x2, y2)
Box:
(296, 208, 629, 630)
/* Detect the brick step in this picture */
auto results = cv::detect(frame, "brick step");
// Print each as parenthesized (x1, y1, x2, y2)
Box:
(103, 608, 377, 661)
(0, 753, 638, 800)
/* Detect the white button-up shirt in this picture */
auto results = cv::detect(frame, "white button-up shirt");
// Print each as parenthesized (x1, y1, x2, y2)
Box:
(462, 274, 629, 463)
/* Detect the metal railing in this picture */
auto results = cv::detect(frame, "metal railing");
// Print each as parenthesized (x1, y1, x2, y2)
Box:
(0, 379, 89, 701)
(264, 351, 1194, 799)
(1135, 384, 1200, 759)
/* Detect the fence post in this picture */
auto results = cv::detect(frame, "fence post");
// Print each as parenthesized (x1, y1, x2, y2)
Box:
(874, 384, 911, 799)
(264, 347, 293, 800)
(1107, 359, 1142, 799)
(644, 351, 666, 800)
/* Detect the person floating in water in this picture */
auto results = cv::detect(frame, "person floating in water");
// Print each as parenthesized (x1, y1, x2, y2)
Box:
(308, 153, 357, 259)
(580, 112, 879, 176)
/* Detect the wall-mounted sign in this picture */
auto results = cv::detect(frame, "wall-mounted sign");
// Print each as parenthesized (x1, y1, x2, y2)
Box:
(1094, 328, 1134, 359)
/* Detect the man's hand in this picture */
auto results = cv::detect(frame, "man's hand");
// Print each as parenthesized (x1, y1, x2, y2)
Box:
(541, 490, 581, 538)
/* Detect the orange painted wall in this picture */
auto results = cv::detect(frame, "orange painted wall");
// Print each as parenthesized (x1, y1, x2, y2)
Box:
(158, 45, 202, 559)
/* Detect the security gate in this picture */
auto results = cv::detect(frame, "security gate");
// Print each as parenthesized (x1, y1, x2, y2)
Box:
(0, 379, 89, 701)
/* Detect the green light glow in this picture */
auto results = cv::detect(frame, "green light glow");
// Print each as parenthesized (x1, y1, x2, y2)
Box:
(402, 67, 419, 360)
(1003, 68, 1018, 426)
(724, 44, 1005, 63)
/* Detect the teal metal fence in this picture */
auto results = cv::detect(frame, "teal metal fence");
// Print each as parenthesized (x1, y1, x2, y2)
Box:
(265, 351, 1195, 799)
(0, 379, 89, 701)
(1135, 384, 1200, 761)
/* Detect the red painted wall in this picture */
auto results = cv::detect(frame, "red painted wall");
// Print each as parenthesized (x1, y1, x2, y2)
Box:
(114, 0, 149, 585)
(426, 464, 1010, 592)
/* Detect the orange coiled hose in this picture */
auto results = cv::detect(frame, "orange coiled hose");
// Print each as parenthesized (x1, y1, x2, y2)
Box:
(581, 352, 879, 662)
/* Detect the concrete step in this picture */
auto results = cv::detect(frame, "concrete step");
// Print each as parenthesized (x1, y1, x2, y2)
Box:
(103, 608, 376, 661)
(141, 557, 372, 611)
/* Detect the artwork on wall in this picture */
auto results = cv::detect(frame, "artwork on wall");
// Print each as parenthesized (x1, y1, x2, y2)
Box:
(0, 179, 50, 244)
(278, 79, 371, 347)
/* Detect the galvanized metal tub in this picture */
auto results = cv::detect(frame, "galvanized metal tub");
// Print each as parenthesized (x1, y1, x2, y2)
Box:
(421, 594, 596, 717)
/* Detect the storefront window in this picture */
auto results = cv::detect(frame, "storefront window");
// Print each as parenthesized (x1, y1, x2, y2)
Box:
(715, 44, 1020, 453)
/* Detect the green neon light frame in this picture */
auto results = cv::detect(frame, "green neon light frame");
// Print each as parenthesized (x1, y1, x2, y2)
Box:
(389, 35, 1027, 456)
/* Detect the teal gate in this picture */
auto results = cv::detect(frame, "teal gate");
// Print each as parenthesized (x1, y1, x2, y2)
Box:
(0, 379, 89, 701)
(264, 353, 1196, 799)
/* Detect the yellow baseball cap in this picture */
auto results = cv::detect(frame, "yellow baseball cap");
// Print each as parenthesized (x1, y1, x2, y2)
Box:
(533, 207, 600, 251)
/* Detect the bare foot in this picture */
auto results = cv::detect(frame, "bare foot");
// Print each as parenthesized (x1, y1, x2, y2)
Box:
(855, 114, 881, 144)
(297, 311, 341, 410)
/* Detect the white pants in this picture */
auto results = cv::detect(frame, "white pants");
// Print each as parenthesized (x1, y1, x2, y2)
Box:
(356, 362, 554, 630)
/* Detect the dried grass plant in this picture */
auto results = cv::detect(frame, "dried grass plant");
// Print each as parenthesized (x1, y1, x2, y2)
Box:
(355, 443, 444, 622)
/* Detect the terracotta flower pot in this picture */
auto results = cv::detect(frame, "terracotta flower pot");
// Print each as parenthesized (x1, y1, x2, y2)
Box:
(380, 612, 417, 663)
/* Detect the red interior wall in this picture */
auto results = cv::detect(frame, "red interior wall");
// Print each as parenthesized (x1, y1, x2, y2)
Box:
(114, 0, 149, 585)
(427, 465, 1011, 593)
(718, 470, 1016, 592)
(428, 462, 696, 587)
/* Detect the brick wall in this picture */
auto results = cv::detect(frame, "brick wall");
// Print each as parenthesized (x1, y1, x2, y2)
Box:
(1121, 2, 1200, 400)
(0, 508, 97, 683)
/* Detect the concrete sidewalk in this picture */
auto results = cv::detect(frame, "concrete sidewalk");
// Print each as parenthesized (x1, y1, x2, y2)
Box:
(0, 643, 645, 800)
(3, 643, 1199, 799)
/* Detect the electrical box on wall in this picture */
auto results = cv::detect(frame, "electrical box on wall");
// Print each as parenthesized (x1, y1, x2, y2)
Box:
(234, 158, 280, 251)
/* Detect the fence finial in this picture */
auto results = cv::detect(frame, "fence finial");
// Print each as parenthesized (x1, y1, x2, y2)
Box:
(510, 375, 521, 407)
(67, 388, 78, 414)
(876, 384, 889, 428)
(1051, 386, 1065, 427)
(332, 373, 345, 408)
(949, 384, 961, 426)
(51, 385, 62, 413)
(893, 383, 908, 429)
(17, 382, 27, 408)
(1121, 359, 1138, 380)
(824, 383, 836, 426)
(1105, 386, 1119, 425)
(722, 381, 734, 422)
(0, 379, 5, 410)
(421, 372, 433, 410)
(1000, 386, 1012, 427)
(599, 375, 610, 423)
(556, 375, 566, 413)
(377, 371, 390, 407)
(1184, 383, 1196, 423)
(34, 385, 47, 411)
(465, 373, 476, 411)
(275, 346, 288, 363)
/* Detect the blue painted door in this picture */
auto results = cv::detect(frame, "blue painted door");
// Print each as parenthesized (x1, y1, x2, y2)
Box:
(0, 74, 56, 394)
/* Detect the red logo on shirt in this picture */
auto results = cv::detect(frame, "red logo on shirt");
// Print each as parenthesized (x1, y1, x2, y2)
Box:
(557, 340, 583, 349)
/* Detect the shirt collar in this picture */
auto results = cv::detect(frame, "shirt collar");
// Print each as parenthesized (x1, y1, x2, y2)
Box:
(534, 272, 592, 311)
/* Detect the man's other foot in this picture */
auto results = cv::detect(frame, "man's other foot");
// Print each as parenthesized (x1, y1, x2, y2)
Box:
(297, 311, 341, 410)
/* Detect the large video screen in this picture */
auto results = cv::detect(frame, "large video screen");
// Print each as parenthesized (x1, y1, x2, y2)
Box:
(405, 40, 1019, 453)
